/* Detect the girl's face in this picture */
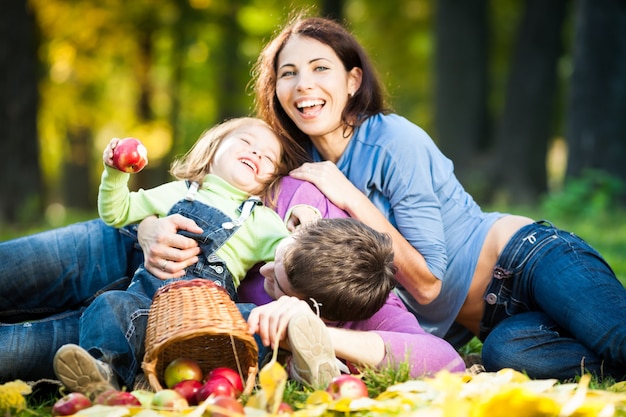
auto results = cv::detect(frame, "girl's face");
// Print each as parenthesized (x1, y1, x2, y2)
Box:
(275, 36, 362, 142)
(210, 123, 281, 195)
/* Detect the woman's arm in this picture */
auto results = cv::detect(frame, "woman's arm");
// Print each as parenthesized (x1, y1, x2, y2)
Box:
(137, 215, 202, 278)
(290, 163, 441, 304)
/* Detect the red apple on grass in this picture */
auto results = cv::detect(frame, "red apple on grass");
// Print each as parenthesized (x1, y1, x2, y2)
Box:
(205, 395, 245, 417)
(206, 367, 244, 394)
(196, 376, 237, 403)
(173, 379, 203, 405)
(112, 137, 148, 173)
(151, 389, 189, 411)
(51, 392, 92, 416)
(94, 389, 141, 406)
(277, 402, 294, 414)
(164, 357, 203, 388)
(326, 375, 369, 400)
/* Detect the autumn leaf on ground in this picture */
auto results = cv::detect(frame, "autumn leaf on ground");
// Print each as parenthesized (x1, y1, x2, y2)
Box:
(0, 380, 31, 412)
(248, 344, 288, 415)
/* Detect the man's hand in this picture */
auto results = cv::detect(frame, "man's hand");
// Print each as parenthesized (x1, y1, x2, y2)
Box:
(247, 296, 318, 349)
(137, 214, 202, 279)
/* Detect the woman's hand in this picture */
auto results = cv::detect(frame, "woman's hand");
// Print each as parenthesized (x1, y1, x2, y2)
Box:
(137, 215, 202, 279)
(289, 161, 361, 211)
(247, 296, 317, 349)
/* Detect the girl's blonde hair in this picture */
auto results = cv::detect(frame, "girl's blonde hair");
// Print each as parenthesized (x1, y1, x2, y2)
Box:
(169, 117, 288, 198)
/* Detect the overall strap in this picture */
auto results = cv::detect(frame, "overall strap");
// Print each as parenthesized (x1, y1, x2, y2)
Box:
(222, 197, 262, 230)
(184, 180, 200, 201)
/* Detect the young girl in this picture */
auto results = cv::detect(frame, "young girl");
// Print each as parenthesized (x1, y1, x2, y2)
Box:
(53, 117, 319, 395)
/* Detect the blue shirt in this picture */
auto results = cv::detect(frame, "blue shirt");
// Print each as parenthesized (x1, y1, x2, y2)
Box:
(311, 113, 503, 337)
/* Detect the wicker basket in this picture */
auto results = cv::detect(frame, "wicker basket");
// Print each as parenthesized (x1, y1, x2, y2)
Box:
(142, 279, 258, 394)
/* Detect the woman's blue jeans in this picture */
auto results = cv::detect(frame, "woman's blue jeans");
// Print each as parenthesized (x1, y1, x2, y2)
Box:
(479, 221, 626, 380)
(0, 219, 142, 382)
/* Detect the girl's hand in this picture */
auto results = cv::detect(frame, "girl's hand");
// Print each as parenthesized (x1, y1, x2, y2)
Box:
(247, 296, 317, 349)
(102, 138, 121, 168)
(289, 161, 361, 211)
(137, 215, 202, 279)
(285, 205, 321, 232)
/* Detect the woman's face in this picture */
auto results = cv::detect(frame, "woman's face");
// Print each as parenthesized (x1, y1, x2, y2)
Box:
(275, 35, 362, 142)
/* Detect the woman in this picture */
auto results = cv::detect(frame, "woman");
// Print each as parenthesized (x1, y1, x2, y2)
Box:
(242, 15, 626, 381)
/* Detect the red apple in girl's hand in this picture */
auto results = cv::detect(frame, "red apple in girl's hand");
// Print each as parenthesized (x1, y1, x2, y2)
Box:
(112, 137, 148, 173)
(51, 392, 92, 416)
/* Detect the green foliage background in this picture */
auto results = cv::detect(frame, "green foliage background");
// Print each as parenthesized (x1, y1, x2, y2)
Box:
(3, 0, 623, 285)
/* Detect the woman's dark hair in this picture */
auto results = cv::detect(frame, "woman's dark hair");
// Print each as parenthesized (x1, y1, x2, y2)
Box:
(252, 15, 389, 151)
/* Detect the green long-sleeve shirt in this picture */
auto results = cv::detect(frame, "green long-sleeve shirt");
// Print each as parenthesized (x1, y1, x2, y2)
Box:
(98, 166, 288, 286)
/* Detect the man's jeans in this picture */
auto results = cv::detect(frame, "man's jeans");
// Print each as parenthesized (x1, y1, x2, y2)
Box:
(0, 219, 267, 383)
(480, 221, 626, 380)
(0, 220, 141, 381)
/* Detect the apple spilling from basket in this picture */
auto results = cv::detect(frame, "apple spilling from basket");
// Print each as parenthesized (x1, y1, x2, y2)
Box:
(51, 357, 368, 416)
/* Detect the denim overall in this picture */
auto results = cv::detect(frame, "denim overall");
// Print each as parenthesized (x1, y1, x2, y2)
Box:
(78, 182, 262, 387)
(129, 182, 261, 301)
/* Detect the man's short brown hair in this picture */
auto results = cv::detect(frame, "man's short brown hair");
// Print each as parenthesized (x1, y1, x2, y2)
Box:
(283, 218, 396, 322)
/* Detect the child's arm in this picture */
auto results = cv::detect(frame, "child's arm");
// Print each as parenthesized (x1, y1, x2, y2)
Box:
(98, 138, 134, 227)
(284, 205, 321, 232)
(98, 138, 174, 228)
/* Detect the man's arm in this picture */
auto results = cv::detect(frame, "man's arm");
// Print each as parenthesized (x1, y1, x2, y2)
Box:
(137, 215, 202, 278)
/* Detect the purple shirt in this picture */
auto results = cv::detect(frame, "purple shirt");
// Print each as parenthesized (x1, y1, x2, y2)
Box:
(238, 176, 465, 377)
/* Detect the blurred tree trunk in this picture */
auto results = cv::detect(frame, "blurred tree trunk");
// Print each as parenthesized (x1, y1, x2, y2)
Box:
(0, 0, 42, 225)
(434, 0, 490, 201)
(321, 0, 345, 20)
(492, 0, 569, 205)
(133, 18, 161, 191)
(565, 0, 626, 199)
(63, 126, 93, 209)
(216, 2, 245, 122)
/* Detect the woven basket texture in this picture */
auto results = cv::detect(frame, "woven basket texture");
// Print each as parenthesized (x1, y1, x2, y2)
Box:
(142, 279, 258, 394)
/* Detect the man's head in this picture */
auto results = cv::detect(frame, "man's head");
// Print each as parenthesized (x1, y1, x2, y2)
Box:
(261, 218, 396, 322)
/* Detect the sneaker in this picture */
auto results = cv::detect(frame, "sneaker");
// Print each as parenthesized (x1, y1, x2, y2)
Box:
(53, 344, 119, 397)
(287, 314, 340, 388)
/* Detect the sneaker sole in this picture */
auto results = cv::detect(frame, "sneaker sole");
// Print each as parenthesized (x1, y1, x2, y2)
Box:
(288, 314, 340, 388)
(53, 344, 116, 396)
